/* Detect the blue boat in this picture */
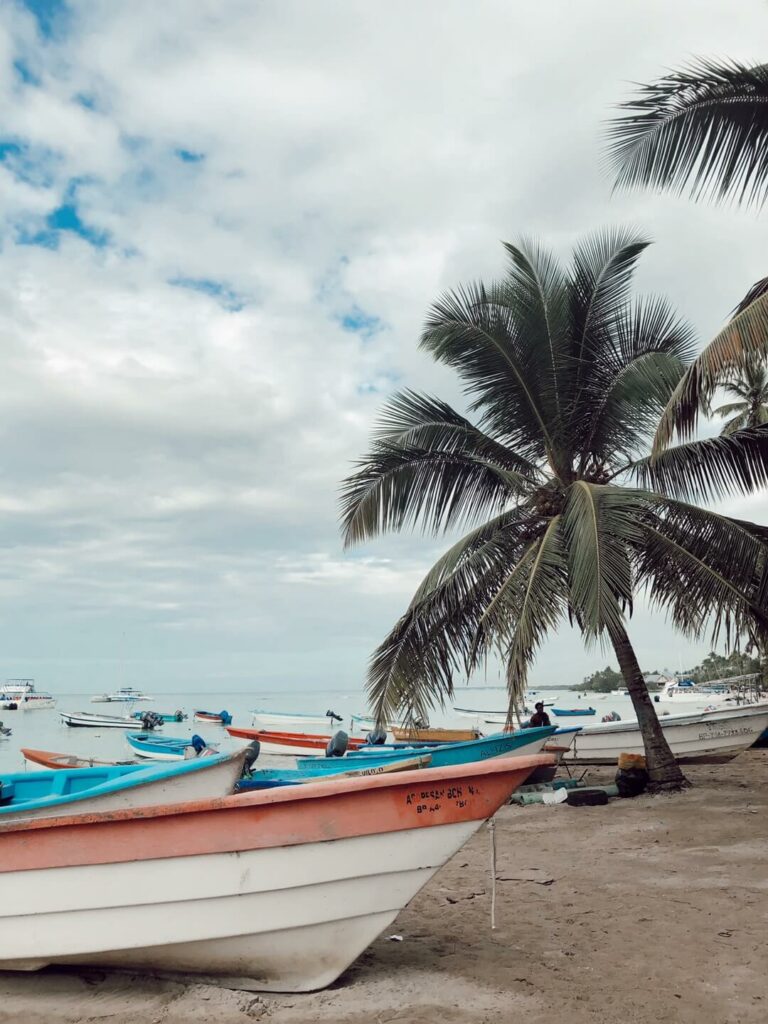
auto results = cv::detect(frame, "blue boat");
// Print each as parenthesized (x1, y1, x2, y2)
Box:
(237, 753, 434, 791)
(131, 710, 187, 723)
(294, 726, 557, 773)
(0, 752, 243, 822)
(126, 732, 215, 761)
(552, 707, 596, 717)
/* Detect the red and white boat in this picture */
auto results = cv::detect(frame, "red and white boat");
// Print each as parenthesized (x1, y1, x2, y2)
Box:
(227, 726, 373, 756)
(0, 753, 551, 991)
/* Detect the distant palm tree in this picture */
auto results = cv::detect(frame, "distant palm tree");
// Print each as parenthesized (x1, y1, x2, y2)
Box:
(607, 58, 768, 446)
(712, 359, 768, 434)
(340, 230, 768, 791)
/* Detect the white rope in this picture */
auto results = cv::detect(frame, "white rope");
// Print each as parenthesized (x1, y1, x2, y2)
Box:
(488, 817, 497, 930)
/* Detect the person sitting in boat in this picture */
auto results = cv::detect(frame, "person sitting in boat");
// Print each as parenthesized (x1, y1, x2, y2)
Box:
(529, 702, 551, 728)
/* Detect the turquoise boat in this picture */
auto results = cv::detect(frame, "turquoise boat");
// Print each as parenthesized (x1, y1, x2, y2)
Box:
(131, 710, 187, 723)
(552, 707, 596, 717)
(126, 732, 215, 761)
(0, 752, 244, 823)
(294, 726, 556, 773)
(237, 753, 434, 791)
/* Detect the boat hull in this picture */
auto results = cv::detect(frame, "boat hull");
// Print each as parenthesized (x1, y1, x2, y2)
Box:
(250, 711, 343, 731)
(21, 748, 136, 770)
(0, 754, 551, 991)
(391, 727, 479, 743)
(565, 705, 768, 764)
(61, 712, 158, 730)
(0, 753, 246, 822)
(227, 728, 371, 756)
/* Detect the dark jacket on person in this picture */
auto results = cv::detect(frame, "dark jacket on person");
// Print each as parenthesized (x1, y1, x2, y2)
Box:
(529, 710, 551, 727)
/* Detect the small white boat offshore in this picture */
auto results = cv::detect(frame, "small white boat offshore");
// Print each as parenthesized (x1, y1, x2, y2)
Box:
(565, 704, 768, 765)
(250, 709, 345, 731)
(0, 753, 551, 991)
(91, 688, 153, 703)
(60, 711, 163, 730)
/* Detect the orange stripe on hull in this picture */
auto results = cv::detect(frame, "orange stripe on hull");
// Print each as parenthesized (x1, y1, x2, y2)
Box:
(0, 754, 552, 873)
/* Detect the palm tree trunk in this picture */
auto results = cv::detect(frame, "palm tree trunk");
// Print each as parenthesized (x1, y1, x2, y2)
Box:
(609, 623, 689, 792)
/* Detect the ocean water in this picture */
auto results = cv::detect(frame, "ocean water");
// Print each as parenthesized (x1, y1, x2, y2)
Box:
(0, 686, 640, 774)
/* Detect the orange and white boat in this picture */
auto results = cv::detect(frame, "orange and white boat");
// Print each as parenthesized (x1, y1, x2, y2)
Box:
(0, 753, 551, 991)
(22, 748, 135, 770)
(226, 726, 373, 756)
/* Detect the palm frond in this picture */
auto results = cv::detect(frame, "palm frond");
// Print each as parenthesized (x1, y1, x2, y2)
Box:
(505, 520, 573, 712)
(420, 280, 557, 464)
(562, 482, 643, 639)
(365, 514, 537, 723)
(373, 390, 541, 478)
(608, 57, 768, 207)
(721, 412, 750, 435)
(654, 291, 768, 448)
(632, 426, 768, 502)
(733, 276, 768, 317)
(340, 441, 530, 548)
(636, 499, 768, 644)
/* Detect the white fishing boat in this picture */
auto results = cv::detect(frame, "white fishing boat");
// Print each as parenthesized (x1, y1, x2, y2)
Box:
(250, 709, 344, 731)
(565, 704, 768, 765)
(60, 711, 163, 730)
(91, 688, 153, 703)
(0, 753, 551, 991)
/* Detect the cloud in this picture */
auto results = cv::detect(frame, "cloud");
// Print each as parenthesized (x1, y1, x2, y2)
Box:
(0, 0, 763, 690)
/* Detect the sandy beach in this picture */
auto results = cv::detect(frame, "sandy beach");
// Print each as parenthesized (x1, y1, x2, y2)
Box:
(2, 750, 767, 1024)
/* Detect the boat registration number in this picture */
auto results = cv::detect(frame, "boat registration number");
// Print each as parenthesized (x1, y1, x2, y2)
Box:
(405, 783, 479, 815)
(697, 726, 755, 740)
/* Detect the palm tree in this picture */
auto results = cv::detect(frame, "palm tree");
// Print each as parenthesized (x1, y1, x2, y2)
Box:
(340, 230, 768, 791)
(712, 359, 768, 434)
(607, 57, 768, 446)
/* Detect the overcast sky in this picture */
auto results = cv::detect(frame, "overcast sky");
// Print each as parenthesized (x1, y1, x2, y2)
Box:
(0, 0, 765, 694)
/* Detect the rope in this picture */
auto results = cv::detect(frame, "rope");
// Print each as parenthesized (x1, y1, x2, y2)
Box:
(488, 817, 497, 930)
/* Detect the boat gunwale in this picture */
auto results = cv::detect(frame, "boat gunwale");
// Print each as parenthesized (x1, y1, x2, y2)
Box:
(0, 752, 553, 835)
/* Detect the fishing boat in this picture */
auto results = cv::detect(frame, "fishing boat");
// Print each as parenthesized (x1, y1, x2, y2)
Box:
(131, 710, 187, 723)
(60, 711, 164, 730)
(0, 752, 551, 990)
(194, 710, 233, 725)
(227, 727, 373, 757)
(126, 733, 216, 761)
(565, 704, 768, 764)
(250, 709, 344, 731)
(22, 748, 137, 770)
(0, 751, 246, 823)
(295, 727, 557, 772)
(237, 754, 433, 790)
(552, 707, 596, 717)
(391, 726, 480, 743)
(91, 687, 153, 703)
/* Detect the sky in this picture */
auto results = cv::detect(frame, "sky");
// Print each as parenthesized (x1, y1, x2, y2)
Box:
(0, 0, 765, 694)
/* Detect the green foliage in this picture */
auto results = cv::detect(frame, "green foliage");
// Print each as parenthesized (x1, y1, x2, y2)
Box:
(685, 649, 761, 684)
(578, 665, 624, 693)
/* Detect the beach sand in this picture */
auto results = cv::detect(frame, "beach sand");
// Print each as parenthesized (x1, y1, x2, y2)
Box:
(2, 750, 767, 1024)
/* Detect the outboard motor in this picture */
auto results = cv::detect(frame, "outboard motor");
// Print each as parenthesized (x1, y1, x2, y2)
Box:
(242, 740, 261, 774)
(413, 716, 430, 730)
(219, 710, 233, 725)
(174, 709, 186, 722)
(190, 734, 208, 756)
(601, 711, 621, 723)
(366, 727, 388, 746)
(0, 721, 10, 737)
(140, 711, 159, 731)
(326, 709, 343, 724)
(325, 730, 349, 757)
